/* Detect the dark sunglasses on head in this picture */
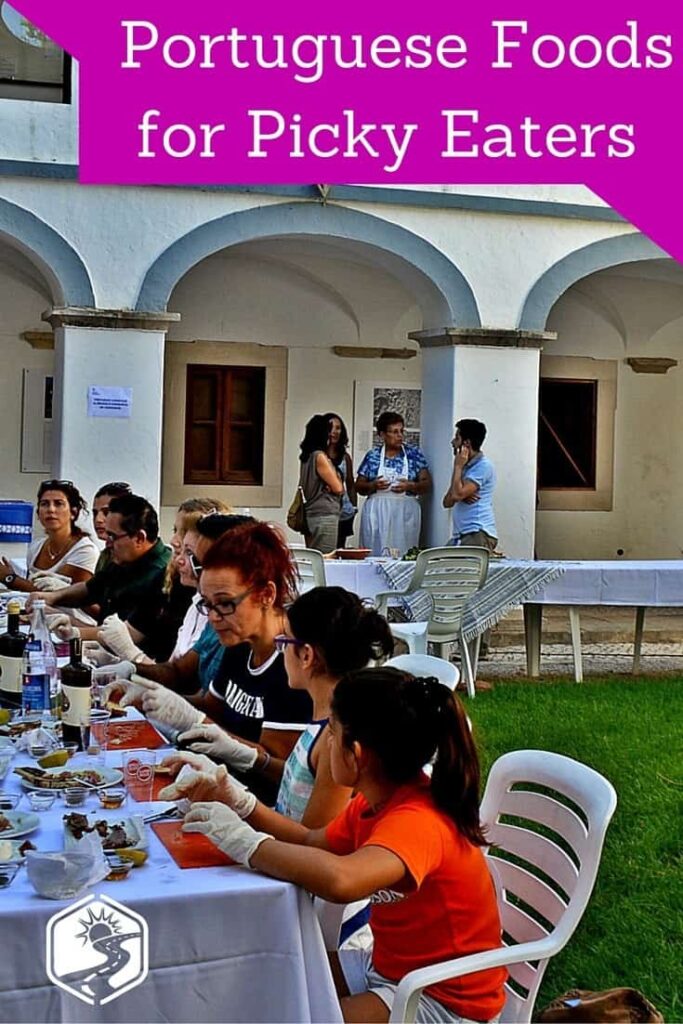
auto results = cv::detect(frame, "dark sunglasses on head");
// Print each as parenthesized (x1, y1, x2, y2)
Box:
(41, 479, 74, 489)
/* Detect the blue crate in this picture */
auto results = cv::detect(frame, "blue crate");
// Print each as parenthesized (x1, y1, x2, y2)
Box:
(0, 501, 33, 542)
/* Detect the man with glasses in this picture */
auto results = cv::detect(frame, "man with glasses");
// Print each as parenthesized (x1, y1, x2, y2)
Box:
(37, 494, 170, 655)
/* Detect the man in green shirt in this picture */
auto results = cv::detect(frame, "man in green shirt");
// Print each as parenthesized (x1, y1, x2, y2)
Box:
(37, 494, 170, 653)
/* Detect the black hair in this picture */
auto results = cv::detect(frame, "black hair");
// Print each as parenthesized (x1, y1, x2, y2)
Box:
(196, 512, 255, 541)
(455, 419, 487, 451)
(107, 494, 159, 541)
(299, 414, 333, 462)
(93, 481, 132, 501)
(323, 412, 349, 467)
(376, 411, 405, 435)
(37, 480, 88, 537)
(287, 587, 393, 677)
(331, 667, 486, 846)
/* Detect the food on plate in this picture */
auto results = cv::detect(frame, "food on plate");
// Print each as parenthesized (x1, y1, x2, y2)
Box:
(115, 847, 148, 867)
(38, 749, 69, 769)
(0, 839, 12, 859)
(64, 812, 138, 850)
(19, 839, 37, 856)
(14, 766, 104, 789)
(0, 709, 11, 727)
(0, 813, 11, 833)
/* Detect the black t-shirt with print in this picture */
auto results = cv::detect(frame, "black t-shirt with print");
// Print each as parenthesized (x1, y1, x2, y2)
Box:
(208, 643, 311, 743)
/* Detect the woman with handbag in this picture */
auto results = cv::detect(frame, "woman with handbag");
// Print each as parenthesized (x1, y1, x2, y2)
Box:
(325, 412, 357, 548)
(296, 414, 344, 554)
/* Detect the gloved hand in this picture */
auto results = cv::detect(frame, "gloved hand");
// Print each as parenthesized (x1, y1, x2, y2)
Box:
(92, 660, 137, 682)
(99, 674, 146, 708)
(177, 723, 258, 772)
(159, 750, 218, 777)
(97, 614, 152, 664)
(183, 802, 271, 866)
(32, 573, 71, 591)
(136, 678, 205, 734)
(45, 613, 80, 640)
(160, 763, 257, 819)
(82, 641, 118, 668)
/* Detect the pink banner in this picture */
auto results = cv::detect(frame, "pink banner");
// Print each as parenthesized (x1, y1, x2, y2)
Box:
(8, 0, 683, 260)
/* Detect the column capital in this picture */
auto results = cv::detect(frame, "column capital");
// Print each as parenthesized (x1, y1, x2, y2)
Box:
(409, 327, 555, 350)
(43, 307, 181, 332)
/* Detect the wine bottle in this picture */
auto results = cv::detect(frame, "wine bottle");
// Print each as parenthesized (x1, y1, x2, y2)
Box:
(60, 637, 92, 750)
(0, 599, 27, 709)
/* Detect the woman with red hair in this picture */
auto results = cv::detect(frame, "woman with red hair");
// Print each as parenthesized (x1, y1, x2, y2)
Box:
(116, 522, 311, 800)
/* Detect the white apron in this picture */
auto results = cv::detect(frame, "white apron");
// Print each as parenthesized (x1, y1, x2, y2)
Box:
(359, 445, 421, 557)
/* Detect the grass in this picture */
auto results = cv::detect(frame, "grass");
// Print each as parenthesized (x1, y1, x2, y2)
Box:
(469, 677, 683, 1021)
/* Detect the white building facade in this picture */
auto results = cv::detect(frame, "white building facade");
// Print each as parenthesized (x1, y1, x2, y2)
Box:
(1, 48, 682, 560)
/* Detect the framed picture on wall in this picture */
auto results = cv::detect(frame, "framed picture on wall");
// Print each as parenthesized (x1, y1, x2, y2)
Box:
(353, 380, 422, 461)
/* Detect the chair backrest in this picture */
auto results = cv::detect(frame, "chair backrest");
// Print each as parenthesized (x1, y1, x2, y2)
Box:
(291, 548, 327, 592)
(404, 546, 489, 643)
(481, 750, 617, 1023)
(385, 653, 460, 691)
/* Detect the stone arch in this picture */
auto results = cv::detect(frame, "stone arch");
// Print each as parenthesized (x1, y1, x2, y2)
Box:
(519, 232, 670, 331)
(136, 202, 480, 328)
(0, 197, 95, 306)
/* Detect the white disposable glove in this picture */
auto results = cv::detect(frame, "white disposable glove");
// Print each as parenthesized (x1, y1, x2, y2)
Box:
(92, 660, 137, 682)
(32, 573, 71, 592)
(136, 678, 205, 734)
(97, 614, 152, 664)
(159, 750, 218, 777)
(183, 802, 271, 866)
(177, 723, 258, 772)
(82, 641, 119, 668)
(45, 613, 80, 640)
(159, 763, 257, 819)
(99, 675, 147, 708)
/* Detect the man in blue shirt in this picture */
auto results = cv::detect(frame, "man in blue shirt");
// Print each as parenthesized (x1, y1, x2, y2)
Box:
(443, 419, 497, 551)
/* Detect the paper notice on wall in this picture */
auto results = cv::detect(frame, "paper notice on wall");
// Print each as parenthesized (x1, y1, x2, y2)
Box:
(87, 386, 132, 418)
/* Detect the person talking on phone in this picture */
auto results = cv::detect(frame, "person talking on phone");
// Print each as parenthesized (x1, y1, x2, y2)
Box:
(443, 419, 497, 552)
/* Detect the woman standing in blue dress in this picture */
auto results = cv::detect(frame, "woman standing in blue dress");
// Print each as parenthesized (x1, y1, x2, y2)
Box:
(356, 411, 432, 557)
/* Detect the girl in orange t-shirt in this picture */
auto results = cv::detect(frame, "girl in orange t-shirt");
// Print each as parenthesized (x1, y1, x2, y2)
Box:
(183, 667, 507, 1023)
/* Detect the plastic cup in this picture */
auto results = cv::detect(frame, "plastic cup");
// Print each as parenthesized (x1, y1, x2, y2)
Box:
(26, 790, 58, 812)
(123, 750, 156, 804)
(80, 708, 111, 758)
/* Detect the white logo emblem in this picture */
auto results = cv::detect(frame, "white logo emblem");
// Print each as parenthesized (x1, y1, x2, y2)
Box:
(46, 893, 148, 1006)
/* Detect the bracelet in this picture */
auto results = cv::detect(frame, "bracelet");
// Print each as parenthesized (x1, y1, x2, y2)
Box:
(257, 750, 271, 772)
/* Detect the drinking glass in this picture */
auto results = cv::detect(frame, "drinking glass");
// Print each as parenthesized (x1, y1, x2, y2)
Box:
(123, 749, 156, 805)
(80, 708, 112, 759)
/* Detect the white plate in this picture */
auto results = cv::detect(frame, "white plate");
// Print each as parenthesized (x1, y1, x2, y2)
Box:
(18, 766, 124, 791)
(64, 814, 147, 852)
(0, 812, 40, 839)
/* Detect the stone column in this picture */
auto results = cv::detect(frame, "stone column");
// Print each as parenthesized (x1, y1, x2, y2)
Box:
(44, 308, 180, 509)
(410, 328, 554, 558)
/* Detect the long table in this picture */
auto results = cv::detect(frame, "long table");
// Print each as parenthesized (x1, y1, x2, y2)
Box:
(0, 743, 342, 1023)
(326, 558, 683, 681)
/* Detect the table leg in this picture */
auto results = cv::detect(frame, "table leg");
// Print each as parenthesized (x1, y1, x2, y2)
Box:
(633, 606, 646, 674)
(523, 604, 542, 677)
(568, 607, 583, 683)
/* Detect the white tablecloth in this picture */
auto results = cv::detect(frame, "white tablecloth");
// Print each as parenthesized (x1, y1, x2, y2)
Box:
(0, 748, 342, 1024)
(513, 559, 683, 606)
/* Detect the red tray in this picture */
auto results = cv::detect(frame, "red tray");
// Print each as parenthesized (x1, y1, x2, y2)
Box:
(93, 720, 167, 750)
(152, 821, 234, 868)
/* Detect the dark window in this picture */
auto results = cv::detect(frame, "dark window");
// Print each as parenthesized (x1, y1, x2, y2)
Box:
(0, 4, 71, 103)
(538, 378, 597, 490)
(184, 365, 265, 485)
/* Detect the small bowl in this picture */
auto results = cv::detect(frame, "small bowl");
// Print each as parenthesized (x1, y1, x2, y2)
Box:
(29, 743, 50, 759)
(0, 863, 20, 888)
(104, 855, 133, 882)
(63, 787, 87, 807)
(98, 788, 125, 810)
(0, 793, 21, 811)
(26, 790, 58, 812)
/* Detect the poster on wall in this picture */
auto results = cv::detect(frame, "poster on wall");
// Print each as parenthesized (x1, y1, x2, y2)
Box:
(353, 380, 422, 464)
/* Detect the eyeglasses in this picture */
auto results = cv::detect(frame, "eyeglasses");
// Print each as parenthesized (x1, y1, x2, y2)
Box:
(197, 588, 255, 620)
(105, 531, 131, 543)
(41, 479, 74, 489)
(274, 634, 305, 653)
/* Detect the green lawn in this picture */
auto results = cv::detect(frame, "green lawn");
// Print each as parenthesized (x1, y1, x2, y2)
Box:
(469, 677, 683, 1021)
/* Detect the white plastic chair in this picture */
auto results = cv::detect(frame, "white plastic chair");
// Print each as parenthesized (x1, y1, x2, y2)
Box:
(315, 749, 617, 1024)
(374, 547, 489, 698)
(291, 547, 327, 592)
(385, 653, 460, 691)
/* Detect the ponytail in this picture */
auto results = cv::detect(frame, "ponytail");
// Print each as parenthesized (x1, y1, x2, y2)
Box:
(331, 667, 486, 846)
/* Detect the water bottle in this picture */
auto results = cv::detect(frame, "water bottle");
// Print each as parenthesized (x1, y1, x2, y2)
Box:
(30, 600, 59, 718)
(22, 640, 50, 716)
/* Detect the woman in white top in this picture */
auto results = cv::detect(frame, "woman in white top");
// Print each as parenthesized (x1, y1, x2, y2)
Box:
(0, 480, 99, 592)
